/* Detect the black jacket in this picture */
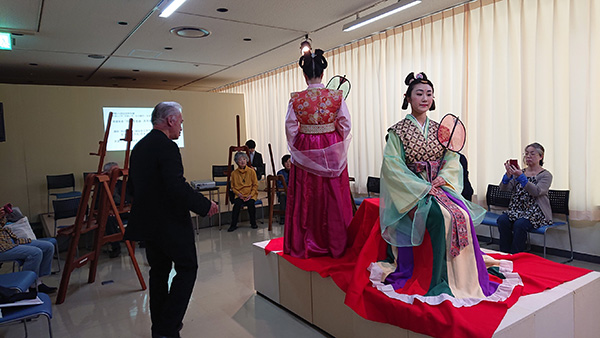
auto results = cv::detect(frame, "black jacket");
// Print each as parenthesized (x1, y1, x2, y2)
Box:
(251, 151, 265, 179)
(124, 129, 211, 241)
(459, 153, 474, 202)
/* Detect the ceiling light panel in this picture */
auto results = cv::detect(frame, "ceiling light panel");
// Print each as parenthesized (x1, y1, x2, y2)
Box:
(115, 13, 301, 66)
(179, 0, 375, 32)
(13, 0, 158, 52)
(0, 0, 43, 33)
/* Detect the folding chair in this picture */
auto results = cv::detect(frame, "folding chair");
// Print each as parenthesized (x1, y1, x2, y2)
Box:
(481, 184, 513, 244)
(0, 292, 53, 337)
(0, 271, 37, 293)
(527, 189, 573, 262)
(227, 183, 264, 227)
(52, 197, 80, 237)
(46, 174, 81, 213)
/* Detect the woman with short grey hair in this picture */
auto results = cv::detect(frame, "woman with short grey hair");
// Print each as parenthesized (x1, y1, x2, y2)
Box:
(498, 142, 553, 253)
(228, 151, 258, 232)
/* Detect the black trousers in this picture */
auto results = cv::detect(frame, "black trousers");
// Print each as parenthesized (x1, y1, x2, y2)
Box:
(145, 238, 198, 337)
(231, 198, 256, 227)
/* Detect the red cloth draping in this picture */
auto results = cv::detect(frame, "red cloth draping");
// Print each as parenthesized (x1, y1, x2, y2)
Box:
(265, 198, 591, 338)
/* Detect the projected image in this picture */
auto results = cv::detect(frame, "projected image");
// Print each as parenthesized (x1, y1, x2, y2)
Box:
(102, 107, 184, 151)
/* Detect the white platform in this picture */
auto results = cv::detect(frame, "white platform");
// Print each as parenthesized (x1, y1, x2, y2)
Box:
(253, 240, 600, 338)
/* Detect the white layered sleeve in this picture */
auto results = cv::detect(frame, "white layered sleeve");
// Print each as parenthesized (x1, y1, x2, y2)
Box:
(285, 100, 298, 145)
(336, 99, 351, 139)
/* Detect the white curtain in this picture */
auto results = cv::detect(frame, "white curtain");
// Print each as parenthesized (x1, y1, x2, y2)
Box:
(216, 0, 600, 221)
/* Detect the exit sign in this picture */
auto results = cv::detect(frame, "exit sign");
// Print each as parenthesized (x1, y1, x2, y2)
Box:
(0, 33, 12, 50)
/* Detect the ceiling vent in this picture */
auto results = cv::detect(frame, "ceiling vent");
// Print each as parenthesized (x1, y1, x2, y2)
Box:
(170, 27, 210, 38)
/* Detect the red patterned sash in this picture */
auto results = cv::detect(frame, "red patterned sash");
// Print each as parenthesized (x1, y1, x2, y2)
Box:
(430, 188, 469, 257)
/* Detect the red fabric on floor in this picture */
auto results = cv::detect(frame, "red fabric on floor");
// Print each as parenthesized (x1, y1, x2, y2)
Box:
(263, 198, 591, 337)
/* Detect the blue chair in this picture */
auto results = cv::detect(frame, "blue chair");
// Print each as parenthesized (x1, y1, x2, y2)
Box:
(527, 189, 573, 262)
(226, 178, 264, 227)
(52, 197, 80, 238)
(39, 238, 61, 274)
(480, 184, 512, 244)
(0, 292, 53, 337)
(254, 199, 264, 224)
(212, 165, 234, 189)
(354, 176, 380, 206)
(47, 173, 81, 213)
(0, 271, 37, 293)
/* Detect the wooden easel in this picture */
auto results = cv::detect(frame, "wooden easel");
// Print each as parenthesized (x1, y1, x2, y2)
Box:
(224, 115, 252, 205)
(265, 144, 287, 231)
(56, 113, 146, 304)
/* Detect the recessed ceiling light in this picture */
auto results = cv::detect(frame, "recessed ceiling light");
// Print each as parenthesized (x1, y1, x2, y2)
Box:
(29, 63, 38, 66)
(164, 46, 173, 50)
(110, 76, 135, 81)
(88, 54, 105, 59)
(243, 38, 252, 42)
(216, 8, 229, 13)
(170, 27, 210, 38)
(118, 21, 128, 25)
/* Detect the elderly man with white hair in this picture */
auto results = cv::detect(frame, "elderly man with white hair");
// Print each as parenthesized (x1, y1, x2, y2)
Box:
(125, 101, 218, 338)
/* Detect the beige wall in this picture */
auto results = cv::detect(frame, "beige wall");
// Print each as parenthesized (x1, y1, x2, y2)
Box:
(0, 84, 246, 221)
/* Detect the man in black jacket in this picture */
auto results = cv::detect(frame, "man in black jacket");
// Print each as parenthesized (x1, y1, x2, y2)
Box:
(125, 102, 218, 338)
(245, 139, 264, 179)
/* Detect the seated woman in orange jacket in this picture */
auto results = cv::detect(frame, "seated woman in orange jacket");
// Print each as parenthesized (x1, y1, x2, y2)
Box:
(228, 152, 258, 232)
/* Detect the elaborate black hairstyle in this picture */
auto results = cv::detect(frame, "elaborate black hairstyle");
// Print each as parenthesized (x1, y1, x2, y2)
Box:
(401, 72, 436, 111)
(298, 49, 328, 79)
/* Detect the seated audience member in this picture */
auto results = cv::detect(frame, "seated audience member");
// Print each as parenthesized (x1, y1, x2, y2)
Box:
(497, 142, 553, 254)
(228, 152, 258, 232)
(245, 139, 265, 179)
(276, 154, 291, 225)
(0, 207, 57, 293)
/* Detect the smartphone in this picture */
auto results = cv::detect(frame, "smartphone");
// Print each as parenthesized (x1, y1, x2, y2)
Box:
(509, 159, 519, 168)
(2, 203, 12, 214)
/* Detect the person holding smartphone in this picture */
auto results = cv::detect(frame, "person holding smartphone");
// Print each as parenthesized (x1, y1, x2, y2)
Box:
(497, 142, 553, 253)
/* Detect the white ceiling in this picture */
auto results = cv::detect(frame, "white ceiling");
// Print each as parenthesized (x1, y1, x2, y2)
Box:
(0, 0, 467, 91)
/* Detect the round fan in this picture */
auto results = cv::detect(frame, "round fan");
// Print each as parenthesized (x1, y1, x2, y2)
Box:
(437, 113, 466, 153)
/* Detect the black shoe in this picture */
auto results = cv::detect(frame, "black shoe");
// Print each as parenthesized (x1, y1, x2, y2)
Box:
(227, 225, 237, 232)
(251, 224, 258, 229)
(151, 332, 180, 338)
(37, 283, 57, 294)
(279, 218, 285, 225)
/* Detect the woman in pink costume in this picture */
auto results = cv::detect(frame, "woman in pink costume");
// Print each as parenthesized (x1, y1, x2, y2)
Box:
(283, 49, 353, 259)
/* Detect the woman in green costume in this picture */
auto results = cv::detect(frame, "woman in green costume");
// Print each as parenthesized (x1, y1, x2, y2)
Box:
(369, 72, 520, 307)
